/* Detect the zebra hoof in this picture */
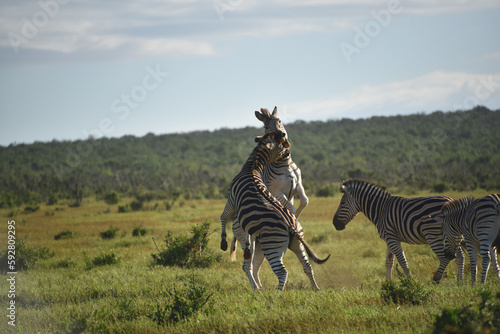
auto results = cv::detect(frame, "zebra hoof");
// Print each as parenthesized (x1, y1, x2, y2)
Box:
(220, 240, 228, 251)
(244, 248, 251, 259)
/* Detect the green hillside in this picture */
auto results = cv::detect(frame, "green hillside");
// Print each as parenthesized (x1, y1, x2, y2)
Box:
(1, 106, 499, 207)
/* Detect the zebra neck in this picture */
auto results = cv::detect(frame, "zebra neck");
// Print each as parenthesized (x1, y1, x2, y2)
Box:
(356, 189, 391, 224)
(271, 156, 292, 168)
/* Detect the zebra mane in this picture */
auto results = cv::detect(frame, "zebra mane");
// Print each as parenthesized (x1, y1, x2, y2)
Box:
(341, 178, 390, 195)
(441, 195, 475, 215)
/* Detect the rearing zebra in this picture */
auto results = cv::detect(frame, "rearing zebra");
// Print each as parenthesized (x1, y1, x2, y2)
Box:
(433, 194, 500, 284)
(256, 107, 309, 218)
(229, 107, 311, 289)
(220, 132, 330, 290)
(332, 179, 453, 283)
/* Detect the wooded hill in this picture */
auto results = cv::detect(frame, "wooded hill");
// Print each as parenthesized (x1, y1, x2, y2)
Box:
(1, 106, 499, 207)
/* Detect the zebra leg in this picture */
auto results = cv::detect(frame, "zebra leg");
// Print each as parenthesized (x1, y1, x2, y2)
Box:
(220, 203, 235, 251)
(252, 239, 265, 289)
(455, 245, 465, 281)
(275, 192, 296, 216)
(479, 244, 491, 284)
(288, 235, 320, 290)
(232, 222, 259, 289)
(260, 231, 289, 291)
(491, 246, 500, 280)
(385, 246, 395, 281)
(465, 242, 479, 284)
(426, 236, 452, 283)
(387, 240, 411, 278)
(294, 183, 309, 219)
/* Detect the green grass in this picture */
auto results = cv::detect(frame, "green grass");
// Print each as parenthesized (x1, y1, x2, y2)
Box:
(1, 192, 499, 333)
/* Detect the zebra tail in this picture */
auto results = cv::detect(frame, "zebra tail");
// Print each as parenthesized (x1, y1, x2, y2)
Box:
(301, 239, 330, 264)
(230, 237, 237, 262)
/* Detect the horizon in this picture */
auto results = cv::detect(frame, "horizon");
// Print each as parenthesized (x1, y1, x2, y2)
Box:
(2, 106, 495, 147)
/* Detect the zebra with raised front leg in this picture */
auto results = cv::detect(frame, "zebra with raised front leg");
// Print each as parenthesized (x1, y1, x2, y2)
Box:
(220, 131, 330, 290)
(332, 179, 453, 283)
(229, 107, 310, 289)
(433, 194, 500, 284)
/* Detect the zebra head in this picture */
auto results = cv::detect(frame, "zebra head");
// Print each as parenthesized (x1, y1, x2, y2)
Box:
(254, 131, 290, 163)
(332, 180, 362, 231)
(255, 107, 290, 148)
(434, 196, 475, 260)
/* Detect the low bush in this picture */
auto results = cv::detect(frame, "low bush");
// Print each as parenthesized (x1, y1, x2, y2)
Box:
(151, 221, 218, 268)
(132, 225, 147, 237)
(149, 274, 214, 325)
(380, 275, 431, 305)
(0, 236, 54, 272)
(100, 225, 120, 239)
(54, 230, 78, 240)
(432, 289, 500, 333)
(84, 250, 120, 269)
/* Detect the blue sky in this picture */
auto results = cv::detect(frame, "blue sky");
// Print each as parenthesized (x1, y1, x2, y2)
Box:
(1, 0, 499, 146)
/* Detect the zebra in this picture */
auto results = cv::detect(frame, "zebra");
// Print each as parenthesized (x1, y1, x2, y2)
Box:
(220, 131, 330, 290)
(433, 194, 500, 284)
(229, 107, 310, 289)
(332, 179, 453, 283)
(255, 107, 309, 218)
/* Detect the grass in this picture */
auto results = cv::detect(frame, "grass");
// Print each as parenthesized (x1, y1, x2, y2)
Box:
(1, 191, 499, 333)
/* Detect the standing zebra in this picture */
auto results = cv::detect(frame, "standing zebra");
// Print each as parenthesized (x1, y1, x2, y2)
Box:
(433, 194, 500, 284)
(220, 132, 329, 290)
(229, 107, 310, 289)
(332, 179, 453, 283)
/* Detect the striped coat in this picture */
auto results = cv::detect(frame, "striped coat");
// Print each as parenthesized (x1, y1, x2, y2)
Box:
(332, 179, 452, 282)
(436, 194, 500, 283)
(220, 132, 329, 290)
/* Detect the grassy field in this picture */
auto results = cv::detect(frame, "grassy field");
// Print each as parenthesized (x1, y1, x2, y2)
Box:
(1, 190, 500, 333)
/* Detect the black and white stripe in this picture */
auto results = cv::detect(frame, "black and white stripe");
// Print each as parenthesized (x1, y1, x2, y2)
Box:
(436, 194, 500, 283)
(220, 132, 329, 290)
(332, 179, 453, 283)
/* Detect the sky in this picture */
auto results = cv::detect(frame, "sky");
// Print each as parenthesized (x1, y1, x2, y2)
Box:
(0, 0, 499, 146)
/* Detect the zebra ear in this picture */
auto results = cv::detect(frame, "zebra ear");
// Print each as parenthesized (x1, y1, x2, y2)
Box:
(272, 106, 279, 117)
(255, 108, 271, 123)
(341, 184, 349, 193)
(254, 135, 264, 143)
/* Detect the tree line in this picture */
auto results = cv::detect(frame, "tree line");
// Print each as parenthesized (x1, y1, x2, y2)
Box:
(1, 106, 499, 208)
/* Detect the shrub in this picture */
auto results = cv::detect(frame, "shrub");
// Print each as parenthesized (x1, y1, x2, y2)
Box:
(84, 250, 120, 269)
(100, 225, 120, 239)
(54, 230, 78, 240)
(132, 225, 147, 237)
(118, 205, 130, 213)
(130, 200, 143, 211)
(149, 274, 214, 325)
(151, 221, 218, 268)
(23, 205, 40, 214)
(432, 289, 500, 333)
(0, 236, 54, 272)
(103, 191, 120, 205)
(380, 275, 431, 305)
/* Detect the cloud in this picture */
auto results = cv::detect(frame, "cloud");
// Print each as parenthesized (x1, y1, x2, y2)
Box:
(288, 71, 500, 120)
(0, 0, 498, 64)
